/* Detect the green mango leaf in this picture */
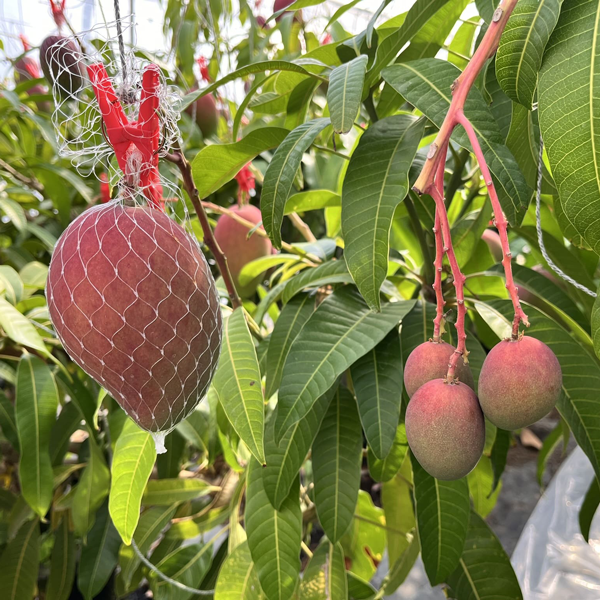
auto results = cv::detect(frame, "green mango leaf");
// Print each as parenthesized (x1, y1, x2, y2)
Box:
(191, 127, 289, 199)
(281, 260, 352, 304)
(365, 0, 453, 91)
(352, 330, 403, 459)
(19, 261, 48, 290)
(46, 517, 76, 600)
(468, 456, 501, 518)
(262, 118, 331, 248)
(368, 424, 409, 483)
(580, 477, 600, 542)
(149, 542, 212, 600)
(78, 502, 121, 600)
(0, 265, 23, 304)
(109, 419, 155, 545)
(412, 454, 470, 586)
(382, 59, 531, 225)
(0, 389, 19, 451)
(592, 282, 600, 360)
(536, 420, 564, 486)
(538, 0, 600, 252)
(328, 55, 368, 134)
(313, 386, 363, 543)
(275, 287, 415, 442)
(72, 434, 110, 537)
(448, 17, 479, 70)
(213, 308, 265, 464)
(215, 541, 264, 600)
(50, 402, 83, 466)
(299, 539, 347, 599)
(451, 204, 493, 268)
(16, 354, 58, 517)
(284, 190, 341, 214)
(380, 534, 420, 596)
(245, 459, 302, 600)
(119, 505, 176, 590)
(142, 478, 217, 505)
(157, 431, 185, 479)
(342, 115, 425, 310)
(263, 384, 336, 509)
(446, 511, 523, 599)
(0, 197, 27, 231)
(496, 0, 563, 109)
(266, 293, 314, 399)
(0, 518, 39, 600)
(239, 254, 299, 287)
(0, 297, 48, 354)
(475, 0, 498, 22)
(490, 427, 511, 494)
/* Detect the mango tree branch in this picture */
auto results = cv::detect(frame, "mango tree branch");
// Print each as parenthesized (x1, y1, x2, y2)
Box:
(164, 151, 243, 310)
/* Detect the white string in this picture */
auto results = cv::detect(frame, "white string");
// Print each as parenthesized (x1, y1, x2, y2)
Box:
(535, 138, 597, 297)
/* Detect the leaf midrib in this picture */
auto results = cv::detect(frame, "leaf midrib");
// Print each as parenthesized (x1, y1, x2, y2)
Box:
(10, 520, 36, 600)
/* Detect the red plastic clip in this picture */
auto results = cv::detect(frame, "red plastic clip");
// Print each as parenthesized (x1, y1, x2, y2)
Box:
(49, 0, 67, 30)
(87, 62, 164, 210)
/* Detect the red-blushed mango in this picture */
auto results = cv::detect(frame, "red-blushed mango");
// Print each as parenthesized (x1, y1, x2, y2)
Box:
(14, 55, 51, 112)
(39, 35, 85, 98)
(406, 379, 485, 480)
(187, 93, 219, 138)
(404, 340, 474, 398)
(478, 336, 562, 430)
(213, 204, 273, 297)
(46, 203, 222, 435)
(482, 228, 503, 263)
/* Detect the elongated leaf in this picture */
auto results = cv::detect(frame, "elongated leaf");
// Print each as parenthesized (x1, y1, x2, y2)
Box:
(50, 401, 83, 466)
(536, 421, 564, 486)
(78, 502, 122, 600)
(368, 424, 409, 483)
(328, 55, 368, 134)
(72, 434, 110, 537)
(281, 260, 352, 304)
(490, 427, 511, 494)
(284, 190, 341, 214)
(0, 518, 39, 600)
(16, 354, 58, 517)
(412, 454, 470, 586)
(592, 282, 600, 360)
(0, 197, 27, 231)
(299, 540, 347, 600)
(157, 430, 185, 479)
(468, 456, 501, 518)
(213, 308, 265, 464)
(476, 0, 498, 22)
(580, 477, 600, 542)
(496, 0, 563, 109)
(0, 265, 23, 304)
(143, 478, 216, 505)
(446, 511, 522, 599)
(192, 128, 289, 199)
(382, 59, 531, 225)
(313, 386, 363, 543)
(381, 534, 420, 595)
(109, 419, 155, 545)
(538, 0, 600, 252)
(46, 517, 76, 600)
(0, 389, 19, 451)
(245, 459, 302, 600)
(262, 118, 331, 248)
(266, 294, 314, 399)
(275, 287, 415, 441)
(215, 541, 264, 600)
(342, 115, 424, 309)
(264, 385, 336, 509)
(352, 330, 403, 458)
(0, 297, 47, 354)
(365, 0, 452, 90)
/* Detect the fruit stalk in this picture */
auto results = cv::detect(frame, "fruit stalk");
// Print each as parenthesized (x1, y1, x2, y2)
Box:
(165, 151, 243, 309)
(432, 209, 445, 342)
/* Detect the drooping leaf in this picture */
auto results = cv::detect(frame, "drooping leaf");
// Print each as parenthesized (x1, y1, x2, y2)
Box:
(72, 434, 110, 537)
(192, 128, 290, 198)
(109, 419, 155, 545)
(142, 478, 217, 505)
(0, 297, 48, 354)
(263, 384, 336, 510)
(281, 260, 352, 304)
(496, 0, 563, 109)
(78, 502, 121, 600)
(215, 541, 264, 600)
(16, 354, 58, 517)
(368, 424, 409, 483)
(266, 293, 314, 399)
(284, 190, 341, 214)
(299, 539, 347, 600)
(445, 511, 523, 600)
(275, 287, 415, 441)
(49, 401, 83, 466)
(0, 518, 39, 600)
(536, 420, 564, 486)
(245, 459, 302, 600)
(328, 55, 368, 134)
(262, 118, 331, 248)
(213, 308, 265, 464)
(313, 386, 363, 543)
(468, 456, 501, 518)
(412, 455, 470, 586)
(490, 427, 511, 494)
(157, 430, 185, 479)
(382, 59, 531, 225)
(580, 477, 600, 542)
(538, 0, 600, 252)
(0, 197, 27, 231)
(380, 534, 420, 596)
(0, 389, 19, 451)
(46, 517, 76, 600)
(342, 115, 424, 310)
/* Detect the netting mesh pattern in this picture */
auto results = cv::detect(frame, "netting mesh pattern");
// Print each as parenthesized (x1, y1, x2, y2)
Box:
(46, 202, 222, 435)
